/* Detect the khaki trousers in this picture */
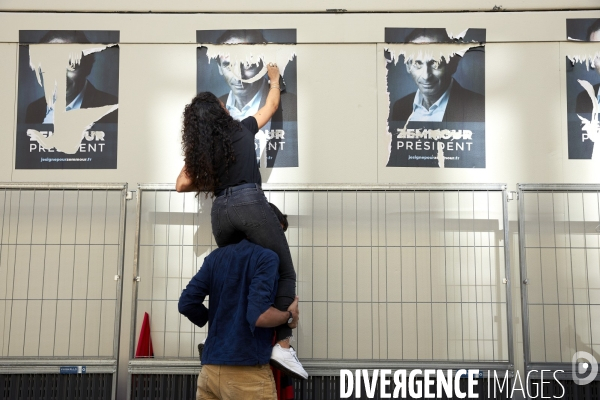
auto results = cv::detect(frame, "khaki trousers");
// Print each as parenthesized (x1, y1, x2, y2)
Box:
(197, 364, 277, 400)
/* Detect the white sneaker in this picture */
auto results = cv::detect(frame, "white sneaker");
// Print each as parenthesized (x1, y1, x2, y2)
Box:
(270, 344, 308, 380)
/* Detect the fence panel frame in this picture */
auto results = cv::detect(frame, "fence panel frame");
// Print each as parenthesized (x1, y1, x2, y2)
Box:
(0, 182, 128, 400)
(518, 183, 600, 380)
(128, 183, 514, 385)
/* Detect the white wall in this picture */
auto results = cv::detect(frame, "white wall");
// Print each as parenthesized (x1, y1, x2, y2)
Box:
(0, 8, 599, 399)
(0, 0, 598, 12)
(0, 11, 599, 189)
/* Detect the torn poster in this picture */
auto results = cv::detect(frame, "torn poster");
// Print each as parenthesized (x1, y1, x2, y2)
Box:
(385, 28, 486, 168)
(566, 53, 600, 160)
(567, 18, 600, 42)
(15, 30, 120, 169)
(197, 29, 298, 168)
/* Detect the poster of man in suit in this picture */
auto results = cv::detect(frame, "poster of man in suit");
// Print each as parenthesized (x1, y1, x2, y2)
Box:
(385, 28, 486, 168)
(196, 29, 298, 168)
(566, 19, 600, 160)
(15, 30, 120, 169)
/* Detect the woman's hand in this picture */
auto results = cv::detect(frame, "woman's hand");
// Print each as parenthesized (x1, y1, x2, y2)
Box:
(287, 296, 299, 329)
(267, 62, 280, 84)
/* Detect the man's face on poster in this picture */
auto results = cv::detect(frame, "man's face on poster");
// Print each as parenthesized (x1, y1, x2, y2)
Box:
(66, 57, 93, 101)
(404, 33, 458, 102)
(406, 54, 453, 101)
(216, 32, 266, 98)
(217, 55, 263, 97)
(46, 36, 93, 102)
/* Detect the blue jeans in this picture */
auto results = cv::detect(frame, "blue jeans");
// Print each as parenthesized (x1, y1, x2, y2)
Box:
(211, 185, 295, 341)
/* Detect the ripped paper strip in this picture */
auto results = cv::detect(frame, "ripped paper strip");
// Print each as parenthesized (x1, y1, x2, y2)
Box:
(27, 43, 118, 154)
(568, 52, 600, 71)
(204, 44, 296, 83)
(385, 43, 483, 66)
(444, 27, 486, 42)
(446, 28, 469, 41)
(385, 27, 485, 44)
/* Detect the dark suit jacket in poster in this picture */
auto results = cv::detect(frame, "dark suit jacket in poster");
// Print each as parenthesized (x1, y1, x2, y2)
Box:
(391, 81, 485, 122)
(25, 81, 118, 124)
(575, 82, 600, 114)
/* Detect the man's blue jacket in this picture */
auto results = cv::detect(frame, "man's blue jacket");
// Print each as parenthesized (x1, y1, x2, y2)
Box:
(178, 239, 279, 365)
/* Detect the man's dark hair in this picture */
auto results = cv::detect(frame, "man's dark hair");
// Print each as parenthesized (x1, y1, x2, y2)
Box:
(215, 30, 267, 44)
(39, 30, 90, 44)
(269, 203, 288, 232)
(587, 19, 600, 41)
(405, 28, 452, 44)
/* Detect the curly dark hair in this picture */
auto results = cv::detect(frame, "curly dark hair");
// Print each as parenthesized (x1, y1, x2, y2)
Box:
(181, 92, 240, 197)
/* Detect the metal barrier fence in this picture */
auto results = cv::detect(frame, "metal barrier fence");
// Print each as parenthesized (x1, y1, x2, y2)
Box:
(0, 183, 128, 400)
(518, 183, 600, 379)
(129, 373, 515, 400)
(129, 183, 513, 381)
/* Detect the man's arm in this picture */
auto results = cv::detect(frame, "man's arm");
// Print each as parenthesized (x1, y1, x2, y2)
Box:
(253, 63, 281, 130)
(176, 165, 195, 192)
(178, 259, 211, 327)
(246, 250, 281, 332)
(256, 296, 299, 328)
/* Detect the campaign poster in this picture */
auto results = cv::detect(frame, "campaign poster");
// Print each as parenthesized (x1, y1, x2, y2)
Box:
(567, 18, 600, 42)
(566, 19, 600, 160)
(385, 28, 486, 168)
(15, 30, 120, 169)
(196, 29, 298, 168)
(566, 57, 600, 160)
